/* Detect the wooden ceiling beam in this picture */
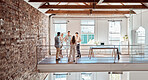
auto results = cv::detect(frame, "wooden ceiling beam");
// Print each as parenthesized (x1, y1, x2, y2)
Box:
(121, 3, 124, 5)
(103, 0, 148, 3)
(39, 5, 148, 9)
(57, 2, 61, 5)
(45, 10, 136, 14)
(29, 0, 148, 3)
(29, 0, 99, 2)
(46, 10, 90, 14)
(83, 2, 89, 5)
(93, 11, 136, 14)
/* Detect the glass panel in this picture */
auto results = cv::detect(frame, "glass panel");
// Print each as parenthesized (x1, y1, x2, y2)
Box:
(54, 24, 67, 45)
(81, 72, 92, 80)
(110, 74, 121, 80)
(55, 24, 66, 33)
(136, 27, 145, 44)
(109, 41, 120, 45)
(54, 20, 67, 24)
(109, 37, 120, 41)
(109, 21, 120, 33)
(55, 74, 67, 80)
(54, 73, 67, 80)
(81, 34, 88, 44)
(81, 20, 94, 25)
(109, 21, 121, 45)
(81, 26, 94, 34)
(81, 20, 95, 44)
(81, 34, 94, 44)
(88, 34, 94, 43)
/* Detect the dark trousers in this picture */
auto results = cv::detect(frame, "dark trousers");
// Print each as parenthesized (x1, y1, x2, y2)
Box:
(76, 44, 81, 56)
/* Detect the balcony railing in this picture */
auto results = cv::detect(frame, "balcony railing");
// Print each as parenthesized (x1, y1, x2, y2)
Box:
(36, 45, 148, 64)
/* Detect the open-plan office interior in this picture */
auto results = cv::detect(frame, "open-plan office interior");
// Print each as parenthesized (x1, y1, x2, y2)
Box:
(1, 0, 148, 80)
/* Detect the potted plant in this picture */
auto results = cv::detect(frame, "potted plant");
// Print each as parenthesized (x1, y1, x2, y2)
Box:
(94, 41, 99, 45)
(123, 35, 128, 41)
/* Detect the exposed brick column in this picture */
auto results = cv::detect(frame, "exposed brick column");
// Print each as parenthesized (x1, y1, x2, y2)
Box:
(0, 0, 50, 79)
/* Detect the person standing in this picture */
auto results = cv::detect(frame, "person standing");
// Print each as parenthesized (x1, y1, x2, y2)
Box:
(75, 32, 81, 58)
(60, 33, 64, 58)
(64, 31, 72, 57)
(68, 36, 76, 62)
(55, 32, 61, 61)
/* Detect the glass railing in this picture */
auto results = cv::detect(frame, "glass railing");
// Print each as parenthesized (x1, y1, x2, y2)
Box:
(36, 45, 148, 64)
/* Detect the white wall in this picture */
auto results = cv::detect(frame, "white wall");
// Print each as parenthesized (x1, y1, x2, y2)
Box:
(51, 17, 128, 45)
(50, 16, 54, 46)
(67, 20, 81, 35)
(129, 71, 148, 80)
(95, 19, 109, 44)
(131, 11, 148, 44)
(50, 17, 128, 54)
(95, 18, 128, 44)
(96, 72, 109, 80)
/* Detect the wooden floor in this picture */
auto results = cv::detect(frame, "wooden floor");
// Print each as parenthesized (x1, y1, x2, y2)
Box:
(38, 55, 148, 64)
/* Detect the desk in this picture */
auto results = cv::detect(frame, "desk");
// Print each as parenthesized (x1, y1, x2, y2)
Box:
(89, 46, 120, 62)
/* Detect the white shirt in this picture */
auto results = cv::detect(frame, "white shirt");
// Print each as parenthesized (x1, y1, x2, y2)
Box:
(75, 36, 81, 44)
(64, 35, 72, 44)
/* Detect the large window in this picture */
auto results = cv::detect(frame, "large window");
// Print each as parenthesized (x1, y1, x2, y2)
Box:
(54, 73, 67, 80)
(109, 21, 121, 45)
(54, 20, 67, 45)
(109, 74, 121, 80)
(54, 20, 67, 33)
(136, 27, 145, 44)
(55, 24, 66, 33)
(81, 20, 95, 44)
(81, 72, 92, 80)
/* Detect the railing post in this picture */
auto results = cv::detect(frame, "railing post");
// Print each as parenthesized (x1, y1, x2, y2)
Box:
(114, 45, 116, 63)
(35, 45, 38, 71)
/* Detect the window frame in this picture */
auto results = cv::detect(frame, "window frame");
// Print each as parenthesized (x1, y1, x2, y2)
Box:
(54, 23, 67, 34)
(81, 20, 95, 44)
(81, 72, 92, 80)
(109, 74, 122, 80)
(136, 27, 145, 44)
(108, 21, 121, 45)
(53, 73, 68, 80)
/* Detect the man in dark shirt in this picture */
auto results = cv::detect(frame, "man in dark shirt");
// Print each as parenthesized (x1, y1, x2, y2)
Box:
(55, 32, 61, 61)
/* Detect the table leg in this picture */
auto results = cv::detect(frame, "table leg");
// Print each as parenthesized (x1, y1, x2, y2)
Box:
(117, 49, 120, 60)
(114, 49, 116, 63)
(115, 49, 117, 59)
(92, 49, 94, 57)
(89, 49, 92, 59)
(89, 49, 91, 58)
(112, 50, 114, 57)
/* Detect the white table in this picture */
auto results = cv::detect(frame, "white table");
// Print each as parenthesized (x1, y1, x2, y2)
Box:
(89, 46, 120, 62)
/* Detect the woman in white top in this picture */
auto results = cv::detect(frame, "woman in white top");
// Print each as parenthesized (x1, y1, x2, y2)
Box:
(68, 36, 76, 62)
(60, 33, 64, 58)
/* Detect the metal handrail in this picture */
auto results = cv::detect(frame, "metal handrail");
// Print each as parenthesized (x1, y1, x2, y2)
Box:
(36, 44, 148, 47)
(36, 44, 148, 65)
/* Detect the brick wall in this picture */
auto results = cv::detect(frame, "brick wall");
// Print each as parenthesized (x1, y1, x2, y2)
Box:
(0, 0, 49, 80)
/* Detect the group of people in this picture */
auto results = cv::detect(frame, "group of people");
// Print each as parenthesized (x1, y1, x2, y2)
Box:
(54, 31, 81, 62)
